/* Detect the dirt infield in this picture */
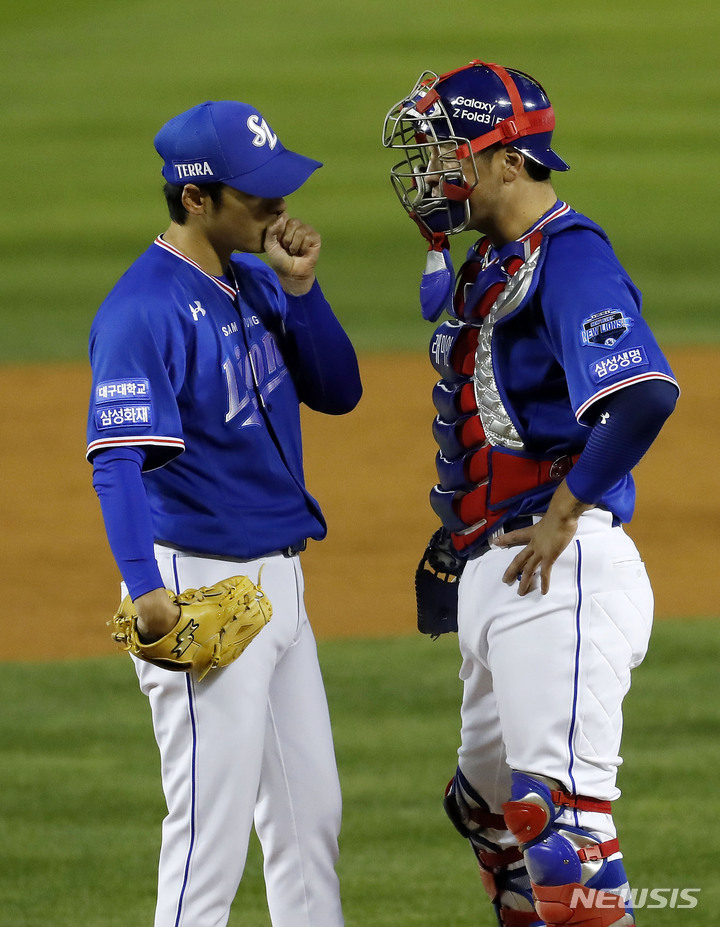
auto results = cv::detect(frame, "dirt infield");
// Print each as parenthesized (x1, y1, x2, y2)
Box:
(1, 348, 716, 662)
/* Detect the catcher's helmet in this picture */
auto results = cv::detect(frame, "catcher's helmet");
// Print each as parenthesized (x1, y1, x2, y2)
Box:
(382, 60, 569, 235)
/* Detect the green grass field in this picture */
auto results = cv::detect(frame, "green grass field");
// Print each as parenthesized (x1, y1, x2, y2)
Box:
(1, 622, 719, 926)
(2, 2, 719, 924)
(1, 0, 719, 360)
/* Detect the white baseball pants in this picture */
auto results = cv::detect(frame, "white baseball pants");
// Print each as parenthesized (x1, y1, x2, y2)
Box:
(131, 545, 344, 927)
(455, 509, 653, 815)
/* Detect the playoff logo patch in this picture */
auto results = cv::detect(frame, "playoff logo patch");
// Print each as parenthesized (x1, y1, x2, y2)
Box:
(581, 308, 633, 349)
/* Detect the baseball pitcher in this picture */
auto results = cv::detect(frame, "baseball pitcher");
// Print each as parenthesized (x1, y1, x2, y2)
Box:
(87, 100, 362, 927)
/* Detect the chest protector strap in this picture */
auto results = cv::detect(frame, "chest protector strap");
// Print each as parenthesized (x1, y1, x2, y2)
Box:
(430, 449, 578, 552)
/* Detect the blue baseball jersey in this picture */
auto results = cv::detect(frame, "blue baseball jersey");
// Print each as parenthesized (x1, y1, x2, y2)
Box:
(493, 205, 676, 519)
(511, 208, 675, 421)
(87, 237, 361, 558)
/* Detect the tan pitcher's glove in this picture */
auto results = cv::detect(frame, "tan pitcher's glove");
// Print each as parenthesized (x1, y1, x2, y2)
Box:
(110, 574, 272, 680)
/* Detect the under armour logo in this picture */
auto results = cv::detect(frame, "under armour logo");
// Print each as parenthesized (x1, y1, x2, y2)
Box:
(599, 412, 611, 425)
(172, 618, 200, 658)
(189, 301, 206, 321)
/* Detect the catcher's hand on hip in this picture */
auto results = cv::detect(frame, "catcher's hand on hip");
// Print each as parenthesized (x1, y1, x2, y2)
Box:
(110, 574, 272, 680)
(496, 483, 591, 596)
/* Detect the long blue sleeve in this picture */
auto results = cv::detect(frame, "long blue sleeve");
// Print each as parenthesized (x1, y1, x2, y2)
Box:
(566, 379, 678, 505)
(283, 280, 362, 414)
(92, 446, 165, 599)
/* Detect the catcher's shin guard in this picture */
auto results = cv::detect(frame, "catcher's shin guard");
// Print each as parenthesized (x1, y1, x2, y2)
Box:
(502, 772, 635, 926)
(444, 769, 542, 927)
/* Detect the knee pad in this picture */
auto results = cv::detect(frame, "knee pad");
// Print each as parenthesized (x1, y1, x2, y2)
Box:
(444, 769, 543, 927)
(502, 772, 635, 926)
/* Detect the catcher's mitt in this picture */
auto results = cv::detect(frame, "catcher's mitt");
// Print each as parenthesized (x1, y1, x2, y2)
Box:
(415, 527, 466, 638)
(110, 574, 272, 680)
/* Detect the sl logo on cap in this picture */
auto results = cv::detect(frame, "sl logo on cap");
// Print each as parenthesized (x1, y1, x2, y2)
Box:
(247, 114, 278, 150)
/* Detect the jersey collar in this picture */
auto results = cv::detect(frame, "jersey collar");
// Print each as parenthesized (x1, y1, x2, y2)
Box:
(482, 201, 571, 269)
(153, 236, 238, 299)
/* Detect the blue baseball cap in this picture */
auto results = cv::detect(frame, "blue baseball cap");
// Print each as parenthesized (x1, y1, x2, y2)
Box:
(154, 100, 322, 198)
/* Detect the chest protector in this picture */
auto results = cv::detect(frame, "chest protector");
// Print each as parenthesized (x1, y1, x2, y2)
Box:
(428, 208, 605, 556)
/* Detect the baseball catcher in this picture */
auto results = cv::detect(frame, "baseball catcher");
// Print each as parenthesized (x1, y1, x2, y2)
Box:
(383, 58, 679, 927)
(110, 574, 272, 680)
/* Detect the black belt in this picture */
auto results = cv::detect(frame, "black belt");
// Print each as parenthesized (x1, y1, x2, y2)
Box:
(282, 539, 307, 557)
(155, 539, 308, 560)
(470, 510, 622, 559)
(470, 516, 534, 559)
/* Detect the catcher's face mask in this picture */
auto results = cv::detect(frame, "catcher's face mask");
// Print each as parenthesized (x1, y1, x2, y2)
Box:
(382, 70, 478, 236)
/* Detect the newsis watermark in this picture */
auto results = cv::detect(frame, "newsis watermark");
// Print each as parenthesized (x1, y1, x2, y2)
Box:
(569, 887, 701, 910)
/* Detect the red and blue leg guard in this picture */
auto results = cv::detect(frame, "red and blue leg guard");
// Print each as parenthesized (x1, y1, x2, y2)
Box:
(502, 772, 635, 926)
(444, 768, 543, 927)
